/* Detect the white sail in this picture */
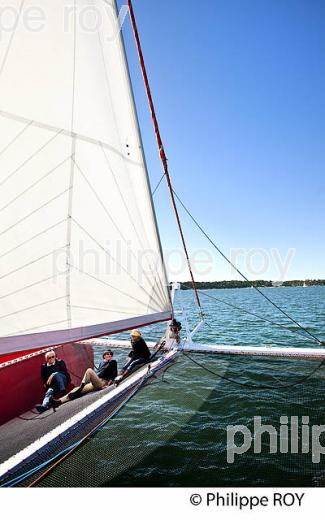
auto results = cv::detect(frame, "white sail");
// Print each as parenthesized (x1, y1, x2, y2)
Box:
(0, 0, 171, 353)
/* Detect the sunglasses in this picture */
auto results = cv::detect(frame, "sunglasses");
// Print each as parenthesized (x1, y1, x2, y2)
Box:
(47, 355, 55, 359)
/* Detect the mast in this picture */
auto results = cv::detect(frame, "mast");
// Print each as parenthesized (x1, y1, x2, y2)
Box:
(127, 0, 203, 317)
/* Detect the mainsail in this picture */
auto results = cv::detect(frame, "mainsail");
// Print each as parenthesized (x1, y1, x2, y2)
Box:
(0, 0, 171, 354)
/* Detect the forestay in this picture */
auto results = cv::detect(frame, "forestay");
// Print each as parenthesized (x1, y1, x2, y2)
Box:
(0, 0, 171, 354)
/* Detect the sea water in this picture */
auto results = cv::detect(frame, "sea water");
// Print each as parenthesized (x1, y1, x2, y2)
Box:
(43, 286, 325, 487)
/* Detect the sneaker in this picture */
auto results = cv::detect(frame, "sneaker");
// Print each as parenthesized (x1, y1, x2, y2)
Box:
(35, 404, 48, 414)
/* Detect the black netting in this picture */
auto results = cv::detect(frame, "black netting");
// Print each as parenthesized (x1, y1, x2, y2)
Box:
(0, 378, 146, 487)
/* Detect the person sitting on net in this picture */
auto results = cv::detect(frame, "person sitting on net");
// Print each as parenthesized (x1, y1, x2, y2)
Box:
(36, 350, 71, 414)
(115, 329, 150, 383)
(52, 350, 117, 407)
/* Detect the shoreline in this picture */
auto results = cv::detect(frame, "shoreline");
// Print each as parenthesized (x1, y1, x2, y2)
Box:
(180, 280, 325, 290)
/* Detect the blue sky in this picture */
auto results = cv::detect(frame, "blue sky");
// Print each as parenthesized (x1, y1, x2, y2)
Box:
(120, 0, 325, 281)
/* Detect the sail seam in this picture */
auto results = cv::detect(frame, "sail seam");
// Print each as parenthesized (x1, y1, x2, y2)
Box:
(0, 129, 63, 189)
(66, 0, 77, 328)
(0, 189, 70, 238)
(0, 272, 68, 302)
(5, 320, 69, 337)
(0, 247, 69, 282)
(0, 155, 72, 214)
(0, 110, 142, 167)
(0, 121, 32, 159)
(71, 158, 163, 297)
(71, 217, 164, 311)
(70, 305, 137, 315)
(100, 143, 168, 307)
(69, 264, 163, 312)
(0, 0, 25, 79)
(66, 140, 75, 329)
(0, 219, 68, 261)
(0, 296, 66, 321)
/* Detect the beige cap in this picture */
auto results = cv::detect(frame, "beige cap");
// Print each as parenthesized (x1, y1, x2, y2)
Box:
(131, 329, 141, 337)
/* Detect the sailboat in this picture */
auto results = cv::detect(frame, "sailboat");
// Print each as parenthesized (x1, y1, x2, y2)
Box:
(0, 1, 324, 487)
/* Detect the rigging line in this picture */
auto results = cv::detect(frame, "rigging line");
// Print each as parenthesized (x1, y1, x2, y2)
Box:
(100, 145, 167, 307)
(0, 0, 25, 78)
(0, 188, 70, 238)
(0, 121, 32, 158)
(72, 158, 164, 301)
(0, 218, 68, 261)
(182, 351, 325, 390)
(0, 155, 72, 214)
(0, 295, 66, 322)
(0, 128, 63, 189)
(128, 0, 202, 315)
(173, 190, 324, 345)
(0, 271, 68, 302)
(69, 263, 163, 313)
(71, 217, 164, 311)
(70, 305, 132, 315)
(0, 246, 68, 283)
(152, 172, 165, 196)
(182, 284, 321, 345)
(27, 376, 148, 488)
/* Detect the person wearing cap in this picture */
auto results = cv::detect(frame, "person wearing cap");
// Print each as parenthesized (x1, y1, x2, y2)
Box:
(51, 350, 117, 407)
(115, 329, 151, 382)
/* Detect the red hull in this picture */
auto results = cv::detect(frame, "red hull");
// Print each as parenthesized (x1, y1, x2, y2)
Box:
(0, 343, 94, 426)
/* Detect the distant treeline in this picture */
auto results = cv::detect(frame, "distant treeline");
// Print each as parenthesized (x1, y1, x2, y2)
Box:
(181, 280, 325, 290)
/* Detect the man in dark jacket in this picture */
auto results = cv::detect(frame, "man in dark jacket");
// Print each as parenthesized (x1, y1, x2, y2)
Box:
(36, 350, 71, 413)
(52, 350, 117, 406)
(115, 329, 150, 383)
(96, 350, 118, 381)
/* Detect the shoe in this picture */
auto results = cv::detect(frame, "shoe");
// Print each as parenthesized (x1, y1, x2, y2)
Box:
(114, 375, 122, 387)
(35, 404, 48, 414)
(49, 397, 62, 409)
(67, 382, 85, 400)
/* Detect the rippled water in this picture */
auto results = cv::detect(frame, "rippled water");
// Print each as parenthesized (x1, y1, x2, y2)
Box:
(52, 286, 325, 487)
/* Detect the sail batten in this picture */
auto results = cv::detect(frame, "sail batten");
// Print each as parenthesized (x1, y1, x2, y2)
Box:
(0, 0, 171, 352)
